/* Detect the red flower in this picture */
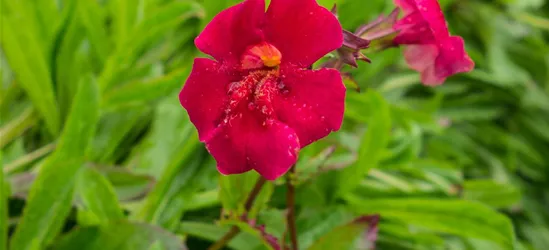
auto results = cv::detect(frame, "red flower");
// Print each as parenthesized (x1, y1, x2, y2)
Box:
(393, 0, 474, 85)
(179, 0, 345, 180)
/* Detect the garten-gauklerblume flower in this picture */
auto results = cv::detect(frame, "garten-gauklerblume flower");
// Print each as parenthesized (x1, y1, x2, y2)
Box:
(179, 0, 345, 180)
(393, 0, 475, 85)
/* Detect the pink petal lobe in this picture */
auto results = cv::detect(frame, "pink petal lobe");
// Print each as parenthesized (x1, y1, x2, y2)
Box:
(264, 0, 343, 67)
(433, 36, 475, 82)
(179, 58, 236, 141)
(274, 67, 345, 147)
(414, 0, 449, 39)
(206, 113, 300, 180)
(195, 0, 265, 65)
(394, 0, 416, 14)
(402, 44, 438, 72)
(247, 121, 300, 180)
(393, 12, 435, 44)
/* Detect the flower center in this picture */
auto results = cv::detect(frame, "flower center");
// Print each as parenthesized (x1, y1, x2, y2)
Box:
(241, 42, 282, 70)
(221, 43, 288, 127)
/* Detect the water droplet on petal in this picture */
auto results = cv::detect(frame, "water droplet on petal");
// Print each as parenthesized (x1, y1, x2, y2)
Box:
(248, 102, 256, 110)
(277, 82, 285, 89)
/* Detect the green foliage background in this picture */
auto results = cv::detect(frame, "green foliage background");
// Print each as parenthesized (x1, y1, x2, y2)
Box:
(1, 0, 548, 249)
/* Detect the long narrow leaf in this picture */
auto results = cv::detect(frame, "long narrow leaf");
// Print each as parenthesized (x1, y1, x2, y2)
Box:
(10, 76, 100, 250)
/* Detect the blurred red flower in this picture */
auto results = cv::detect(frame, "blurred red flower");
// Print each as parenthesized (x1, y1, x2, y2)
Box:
(393, 0, 475, 85)
(179, 0, 345, 180)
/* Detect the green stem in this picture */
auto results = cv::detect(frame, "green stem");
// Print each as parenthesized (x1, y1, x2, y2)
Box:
(3, 143, 56, 174)
(286, 165, 298, 250)
(0, 107, 37, 149)
(208, 176, 266, 250)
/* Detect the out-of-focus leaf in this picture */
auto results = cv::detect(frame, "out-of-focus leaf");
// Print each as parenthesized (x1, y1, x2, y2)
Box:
(308, 215, 379, 250)
(53, 221, 187, 250)
(91, 107, 150, 163)
(337, 91, 391, 196)
(132, 130, 202, 229)
(127, 97, 194, 178)
(0, 151, 6, 250)
(462, 180, 521, 208)
(219, 172, 273, 219)
(178, 221, 261, 250)
(0, 2, 60, 135)
(377, 221, 446, 250)
(346, 197, 516, 249)
(0, 107, 37, 149)
(9, 76, 99, 250)
(102, 67, 190, 109)
(78, 0, 112, 65)
(102, 168, 154, 202)
(76, 167, 125, 224)
(221, 220, 281, 250)
(99, 1, 203, 91)
(297, 207, 355, 250)
(3, 143, 56, 174)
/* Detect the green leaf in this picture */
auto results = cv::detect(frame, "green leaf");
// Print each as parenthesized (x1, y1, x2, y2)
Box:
(102, 67, 191, 109)
(101, 168, 154, 203)
(308, 216, 378, 250)
(462, 180, 521, 208)
(53, 221, 186, 250)
(337, 91, 392, 196)
(219, 171, 274, 219)
(345, 197, 516, 249)
(78, 0, 112, 65)
(99, 1, 203, 91)
(91, 107, 149, 163)
(0, 7, 60, 135)
(9, 76, 99, 250)
(178, 222, 261, 250)
(0, 151, 7, 250)
(76, 166, 125, 224)
(0, 107, 37, 149)
(132, 129, 202, 229)
(297, 207, 355, 250)
(127, 97, 195, 178)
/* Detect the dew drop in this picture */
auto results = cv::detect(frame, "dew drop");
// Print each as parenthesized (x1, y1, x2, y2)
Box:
(248, 102, 256, 110)
(282, 89, 290, 95)
(320, 116, 326, 121)
(277, 82, 285, 89)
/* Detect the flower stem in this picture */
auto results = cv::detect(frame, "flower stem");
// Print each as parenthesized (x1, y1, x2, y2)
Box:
(286, 166, 299, 250)
(208, 176, 267, 250)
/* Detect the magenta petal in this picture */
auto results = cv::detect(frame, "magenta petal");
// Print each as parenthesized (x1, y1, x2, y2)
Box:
(179, 58, 234, 141)
(403, 37, 474, 85)
(274, 67, 345, 147)
(393, 13, 435, 44)
(403, 44, 438, 72)
(206, 113, 299, 180)
(264, 0, 343, 67)
(247, 121, 300, 180)
(206, 125, 251, 176)
(195, 0, 265, 65)
(433, 36, 475, 82)
(394, 0, 416, 14)
(414, 0, 449, 39)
